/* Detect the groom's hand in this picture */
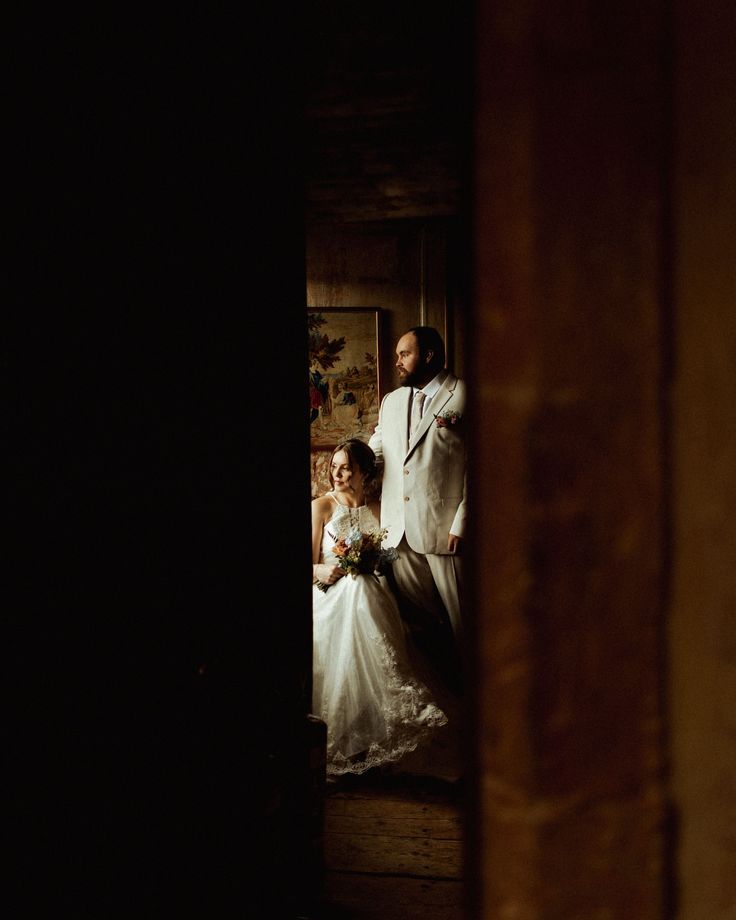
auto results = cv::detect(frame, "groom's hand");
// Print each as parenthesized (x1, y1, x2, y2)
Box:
(448, 533, 462, 554)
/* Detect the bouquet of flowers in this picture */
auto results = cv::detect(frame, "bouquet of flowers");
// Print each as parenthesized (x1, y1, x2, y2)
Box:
(316, 526, 399, 592)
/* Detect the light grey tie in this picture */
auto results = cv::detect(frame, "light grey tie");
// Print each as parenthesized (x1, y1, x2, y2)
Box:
(410, 390, 426, 440)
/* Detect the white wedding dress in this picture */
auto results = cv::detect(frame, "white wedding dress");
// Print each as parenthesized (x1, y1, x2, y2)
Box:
(312, 494, 448, 777)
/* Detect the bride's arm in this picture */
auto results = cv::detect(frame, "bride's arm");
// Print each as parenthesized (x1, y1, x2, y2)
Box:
(311, 496, 342, 586)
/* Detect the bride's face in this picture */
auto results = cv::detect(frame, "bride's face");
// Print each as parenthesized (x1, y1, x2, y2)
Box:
(330, 450, 365, 495)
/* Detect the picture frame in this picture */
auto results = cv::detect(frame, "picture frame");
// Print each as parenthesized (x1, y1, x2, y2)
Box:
(308, 307, 382, 452)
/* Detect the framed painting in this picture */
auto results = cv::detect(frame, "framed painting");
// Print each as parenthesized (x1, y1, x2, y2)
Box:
(308, 307, 382, 495)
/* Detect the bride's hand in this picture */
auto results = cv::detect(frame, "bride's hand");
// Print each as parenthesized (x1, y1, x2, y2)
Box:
(314, 563, 344, 586)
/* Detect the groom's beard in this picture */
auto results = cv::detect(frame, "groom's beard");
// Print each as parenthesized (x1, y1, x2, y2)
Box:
(400, 370, 422, 388)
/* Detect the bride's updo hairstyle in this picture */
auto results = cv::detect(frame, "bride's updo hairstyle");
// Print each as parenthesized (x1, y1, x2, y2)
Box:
(328, 437, 377, 491)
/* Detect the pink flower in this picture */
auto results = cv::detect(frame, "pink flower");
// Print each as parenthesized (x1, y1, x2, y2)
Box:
(434, 410, 462, 428)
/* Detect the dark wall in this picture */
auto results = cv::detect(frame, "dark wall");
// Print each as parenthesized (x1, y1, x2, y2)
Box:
(304, 1, 473, 224)
(8, 13, 312, 917)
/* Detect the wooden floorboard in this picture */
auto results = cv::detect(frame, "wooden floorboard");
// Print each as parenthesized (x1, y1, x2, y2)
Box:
(327, 812, 461, 839)
(325, 833, 462, 878)
(320, 873, 463, 920)
(317, 770, 464, 920)
(313, 663, 465, 919)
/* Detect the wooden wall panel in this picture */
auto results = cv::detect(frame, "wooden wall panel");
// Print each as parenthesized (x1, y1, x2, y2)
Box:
(306, 217, 465, 494)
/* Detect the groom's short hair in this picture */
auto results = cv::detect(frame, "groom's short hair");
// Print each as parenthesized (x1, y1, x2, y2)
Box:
(409, 326, 446, 375)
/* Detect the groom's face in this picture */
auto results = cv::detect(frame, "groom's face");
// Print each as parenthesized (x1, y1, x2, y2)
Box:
(395, 332, 430, 388)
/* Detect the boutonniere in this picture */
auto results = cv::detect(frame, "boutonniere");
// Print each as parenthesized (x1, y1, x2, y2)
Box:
(434, 410, 462, 428)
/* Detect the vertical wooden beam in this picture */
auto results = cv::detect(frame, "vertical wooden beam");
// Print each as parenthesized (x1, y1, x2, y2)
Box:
(469, 1, 670, 916)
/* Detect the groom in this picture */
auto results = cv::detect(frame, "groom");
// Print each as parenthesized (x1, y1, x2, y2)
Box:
(369, 326, 467, 643)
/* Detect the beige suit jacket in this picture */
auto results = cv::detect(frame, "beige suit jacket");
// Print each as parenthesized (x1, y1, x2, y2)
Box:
(368, 372, 467, 554)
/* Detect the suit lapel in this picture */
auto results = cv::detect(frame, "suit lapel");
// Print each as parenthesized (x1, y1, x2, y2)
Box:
(399, 387, 413, 453)
(405, 374, 457, 459)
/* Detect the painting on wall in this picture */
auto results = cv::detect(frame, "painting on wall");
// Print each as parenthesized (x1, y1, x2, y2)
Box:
(309, 307, 382, 495)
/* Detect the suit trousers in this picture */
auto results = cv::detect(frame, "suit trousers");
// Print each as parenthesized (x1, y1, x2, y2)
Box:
(391, 536, 463, 641)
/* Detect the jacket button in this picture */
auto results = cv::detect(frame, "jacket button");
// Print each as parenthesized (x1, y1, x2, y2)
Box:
(404, 496, 410, 502)
(404, 469, 410, 475)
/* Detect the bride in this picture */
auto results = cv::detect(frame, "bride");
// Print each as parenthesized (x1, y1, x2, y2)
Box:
(311, 437, 447, 778)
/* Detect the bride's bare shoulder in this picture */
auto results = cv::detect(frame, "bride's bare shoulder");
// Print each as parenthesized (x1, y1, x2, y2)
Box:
(311, 492, 335, 517)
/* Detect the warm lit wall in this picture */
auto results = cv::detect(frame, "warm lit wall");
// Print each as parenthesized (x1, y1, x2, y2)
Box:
(306, 218, 465, 494)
